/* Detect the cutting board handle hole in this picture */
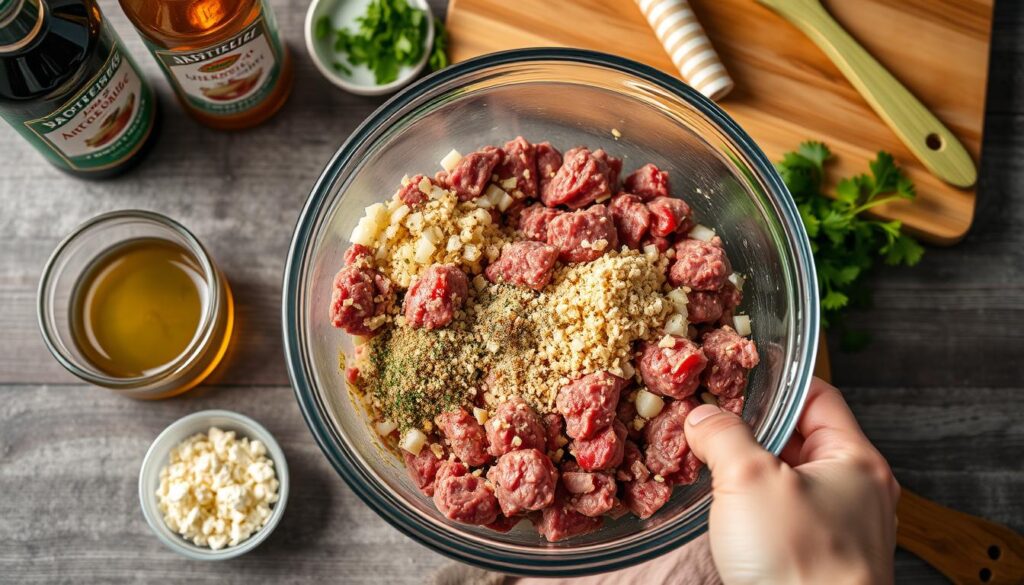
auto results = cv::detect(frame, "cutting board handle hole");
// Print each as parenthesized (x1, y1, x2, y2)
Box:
(926, 133, 944, 151)
(979, 567, 992, 582)
(987, 544, 1002, 560)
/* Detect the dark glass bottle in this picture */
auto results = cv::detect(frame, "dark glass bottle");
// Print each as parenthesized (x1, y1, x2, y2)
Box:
(0, 0, 159, 178)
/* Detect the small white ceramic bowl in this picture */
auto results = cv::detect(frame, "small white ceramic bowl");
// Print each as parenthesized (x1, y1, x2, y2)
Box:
(305, 0, 435, 96)
(138, 410, 290, 561)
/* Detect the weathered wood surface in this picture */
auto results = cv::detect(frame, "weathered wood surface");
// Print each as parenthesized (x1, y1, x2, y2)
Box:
(0, 0, 1021, 583)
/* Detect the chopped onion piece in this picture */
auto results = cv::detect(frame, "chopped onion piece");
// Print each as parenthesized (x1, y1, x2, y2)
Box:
(643, 244, 659, 262)
(688, 224, 716, 242)
(473, 407, 489, 425)
(350, 218, 376, 247)
(500, 177, 518, 191)
(366, 202, 388, 228)
(484, 184, 507, 207)
(400, 428, 428, 455)
(446, 235, 462, 252)
(621, 361, 635, 380)
(414, 237, 436, 263)
(497, 191, 515, 212)
(635, 389, 665, 419)
(666, 288, 689, 315)
(462, 244, 481, 262)
(440, 149, 462, 172)
(390, 204, 410, 224)
(422, 226, 443, 245)
(405, 211, 424, 232)
(472, 208, 492, 226)
(664, 313, 688, 337)
(728, 272, 745, 292)
(375, 420, 398, 436)
(733, 315, 752, 336)
(429, 186, 448, 200)
(473, 195, 493, 209)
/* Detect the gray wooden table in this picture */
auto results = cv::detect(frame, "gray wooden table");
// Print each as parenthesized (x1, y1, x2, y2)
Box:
(1, 1, 1021, 583)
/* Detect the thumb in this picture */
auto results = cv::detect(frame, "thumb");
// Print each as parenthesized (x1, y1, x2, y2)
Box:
(685, 404, 778, 487)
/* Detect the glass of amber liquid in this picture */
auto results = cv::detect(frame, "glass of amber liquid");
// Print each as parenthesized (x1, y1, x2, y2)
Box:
(118, 0, 293, 130)
(38, 211, 234, 399)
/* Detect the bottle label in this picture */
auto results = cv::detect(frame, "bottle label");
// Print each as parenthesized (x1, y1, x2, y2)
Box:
(21, 42, 155, 172)
(150, 14, 283, 117)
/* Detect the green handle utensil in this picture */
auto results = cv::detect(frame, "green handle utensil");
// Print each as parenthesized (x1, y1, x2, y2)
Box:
(757, 0, 977, 188)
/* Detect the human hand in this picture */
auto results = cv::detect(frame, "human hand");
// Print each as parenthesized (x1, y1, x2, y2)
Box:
(684, 377, 900, 585)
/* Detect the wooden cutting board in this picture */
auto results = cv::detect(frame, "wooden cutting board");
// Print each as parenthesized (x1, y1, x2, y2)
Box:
(445, 0, 994, 245)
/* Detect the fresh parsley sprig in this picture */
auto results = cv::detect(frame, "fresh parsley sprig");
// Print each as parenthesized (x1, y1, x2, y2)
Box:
(316, 0, 449, 86)
(777, 142, 924, 342)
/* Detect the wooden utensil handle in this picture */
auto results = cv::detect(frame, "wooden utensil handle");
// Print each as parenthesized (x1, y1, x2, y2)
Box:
(757, 0, 977, 188)
(897, 489, 1024, 584)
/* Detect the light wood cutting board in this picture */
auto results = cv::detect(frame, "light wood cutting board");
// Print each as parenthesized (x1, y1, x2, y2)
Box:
(445, 0, 994, 245)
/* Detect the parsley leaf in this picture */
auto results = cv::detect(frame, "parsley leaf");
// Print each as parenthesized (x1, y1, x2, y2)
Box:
(778, 142, 924, 339)
(317, 0, 448, 86)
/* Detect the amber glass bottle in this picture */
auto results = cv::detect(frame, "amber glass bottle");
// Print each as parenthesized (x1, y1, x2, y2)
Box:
(0, 0, 158, 178)
(118, 0, 293, 130)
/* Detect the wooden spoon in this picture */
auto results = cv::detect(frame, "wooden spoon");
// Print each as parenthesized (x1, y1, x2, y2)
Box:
(756, 0, 977, 188)
(814, 336, 1024, 583)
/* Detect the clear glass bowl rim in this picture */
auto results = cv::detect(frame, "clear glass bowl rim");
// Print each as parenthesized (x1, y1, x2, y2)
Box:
(282, 48, 819, 576)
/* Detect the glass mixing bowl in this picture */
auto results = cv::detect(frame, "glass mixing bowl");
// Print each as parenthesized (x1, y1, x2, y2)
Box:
(283, 48, 819, 576)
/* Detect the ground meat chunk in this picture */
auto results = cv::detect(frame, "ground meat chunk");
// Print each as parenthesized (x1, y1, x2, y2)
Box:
(624, 163, 671, 201)
(687, 290, 725, 325)
(662, 450, 703, 486)
(561, 462, 618, 517)
(638, 337, 708, 399)
(616, 395, 643, 441)
(484, 241, 559, 290)
(329, 265, 394, 336)
(718, 281, 744, 325)
(517, 204, 563, 241)
(403, 264, 468, 330)
(535, 141, 563, 195)
(609, 194, 652, 249)
(541, 147, 617, 209)
(433, 460, 500, 526)
(669, 237, 732, 291)
(701, 326, 760, 398)
(343, 244, 372, 266)
(447, 146, 503, 201)
(556, 371, 627, 440)
(404, 445, 445, 497)
(719, 394, 745, 416)
(619, 441, 673, 519)
(533, 489, 603, 542)
(591, 148, 622, 191)
(496, 136, 538, 199)
(485, 396, 547, 457)
(647, 196, 692, 238)
(643, 399, 698, 477)
(542, 413, 566, 453)
(396, 174, 433, 206)
(547, 204, 618, 263)
(487, 449, 558, 517)
(572, 419, 627, 471)
(436, 408, 492, 467)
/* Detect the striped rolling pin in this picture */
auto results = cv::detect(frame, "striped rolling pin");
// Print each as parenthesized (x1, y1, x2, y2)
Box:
(635, 0, 734, 100)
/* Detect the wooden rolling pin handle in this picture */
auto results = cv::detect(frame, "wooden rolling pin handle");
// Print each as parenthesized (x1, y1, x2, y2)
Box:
(897, 489, 1024, 584)
(757, 0, 978, 188)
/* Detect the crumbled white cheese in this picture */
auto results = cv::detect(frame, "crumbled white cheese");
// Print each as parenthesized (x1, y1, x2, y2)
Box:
(156, 427, 279, 550)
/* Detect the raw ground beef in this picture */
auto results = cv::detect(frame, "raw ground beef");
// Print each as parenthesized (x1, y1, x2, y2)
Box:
(485, 396, 547, 457)
(670, 237, 732, 291)
(487, 448, 558, 516)
(518, 204, 563, 241)
(644, 399, 700, 478)
(556, 372, 627, 440)
(533, 488, 604, 542)
(541, 147, 619, 209)
(329, 265, 394, 336)
(562, 461, 618, 518)
(448, 147, 503, 201)
(436, 408, 492, 467)
(572, 419, 627, 471)
(496, 136, 538, 199)
(484, 241, 559, 290)
(624, 163, 670, 201)
(638, 336, 708, 399)
(547, 205, 618, 263)
(403, 264, 468, 330)
(609, 193, 651, 249)
(701, 326, 760, 398)
(433, 460, 500, 525)
(404, 446, 445, 497)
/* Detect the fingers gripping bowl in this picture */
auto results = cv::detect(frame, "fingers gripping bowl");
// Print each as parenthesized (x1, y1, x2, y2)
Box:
(283, 49, 819, 575)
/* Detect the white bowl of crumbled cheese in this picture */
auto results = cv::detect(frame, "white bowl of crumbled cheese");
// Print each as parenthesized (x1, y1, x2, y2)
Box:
(138, 410, 290, 560)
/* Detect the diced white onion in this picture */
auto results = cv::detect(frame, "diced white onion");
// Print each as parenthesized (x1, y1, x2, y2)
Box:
(728, 272, 745, 292)
(473, 195, 493, 209)
(446, 235, 462, 252)
(733, 314, 752, 337)
(664, 313, 688, 337)
(473, 407, 489, 425)
(400, 428, 428, 455)
(375, 420, 398, 436)
(643, 244, 659, 262)
(472, 208, 492, 226)
(621, 361, 635, 380)
(414, 237, 436, 263)
(417, 176, 433, 194)
(391, 204, 410, 224)
(485, 184, 507, 207)
(423, 226, 443, 245)
(497, 191, 515, 212)
(429, 186, 448, 200)
(405, 211, 424, 232)
(462, 244, 481, 262)
(350, 218, 376, 247)
(666, 288, 689, 315)
(688, 224, 716, 242)
(635, 389, 665, 419)
(440, 149, 462, 172)
(500, 177, 518, 191)
(366, 202, 388, 228)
